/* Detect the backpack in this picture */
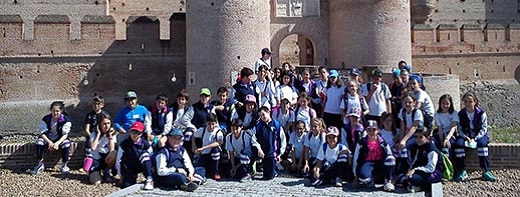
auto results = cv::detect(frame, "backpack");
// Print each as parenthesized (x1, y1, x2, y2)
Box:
(441, 153, 454, 180)
(401, 108, 433, 130)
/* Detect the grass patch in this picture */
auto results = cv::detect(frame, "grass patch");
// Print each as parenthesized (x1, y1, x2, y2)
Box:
(489, 127, 520, 143)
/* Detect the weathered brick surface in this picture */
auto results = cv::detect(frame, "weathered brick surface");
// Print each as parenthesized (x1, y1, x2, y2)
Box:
(466, 143, 520, 170)
(0, 141, 85, 169)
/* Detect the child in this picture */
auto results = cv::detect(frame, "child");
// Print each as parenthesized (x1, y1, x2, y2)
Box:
(116, 121, 154, 190)
(32, 101, 72, 175)
(211, 87, 238, 133)
(409, 75, 435, 129)
(322, 69, 345, 130)
(453, 92, 496, 182)
(232, 67, 259, 106)
(192, 114, 224, 180)
(396, 93, 424, 153)
(289, 120, 308, 175)
(302, 118, 327, 178)
(253, 106, 287, 180)
(310, 66, 328, 118)
(231, 94, 259, 130)
(390, 69, 406, 126)
(406, 128, 443, 194)
(340, 80, 368, 126)
(114, 91, 151, 144)
(170, 90, 197, 157)
(191, 88, 216, 130)
(340, 110, 366, 154)
(433, 94, 459, 154)
(149, 94, 173, 149)
(155, 128, 206, 191)
(379, 112, 409, 180)
(84, 96, 109, 157)
(348, 68, 369, 102)
(272, 98, 294, 137)
(275, 72, 298, 106)
(254, 65, 277, 109)
(87, 113, 117, 184)
(293, 92, 317, 131)
(226, 118, 263, 182)
(352, 120, 396, 192)
(365, 68, 392, 125)
(311, 126, 350, 187)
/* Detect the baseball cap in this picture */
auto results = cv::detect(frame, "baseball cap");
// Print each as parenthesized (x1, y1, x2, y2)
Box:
(366, 120, 379, 129)
(261, 48, 272, 55)
(129, 121, 145, 133)
(167, 128, 183, 137)
(329, 70, 339, 78)
(392, 68, 401, 77)
(348, 112, 360, 118)
(371, 68, 383, 77)
(350, 68, 361, 76)
(244, 94, 256, 103)
(124, 91, 138, 99)
(326, 126, 339, 136)
(199, 88, 211, 96)
(348, 108, 361, 118)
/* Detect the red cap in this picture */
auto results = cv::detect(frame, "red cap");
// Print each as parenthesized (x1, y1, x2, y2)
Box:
(129, 121, 145, 133)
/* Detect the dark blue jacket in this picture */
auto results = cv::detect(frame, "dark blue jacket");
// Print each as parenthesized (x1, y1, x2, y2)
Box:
(458, 107, 485, 139)
(191, 101, 214, 129)
(254, 120, 281, 158)
(232, 82, 258, 105)
(150, 106, 172, 135)
(120, 136, 151, 165)
(42, 114, 71, 138)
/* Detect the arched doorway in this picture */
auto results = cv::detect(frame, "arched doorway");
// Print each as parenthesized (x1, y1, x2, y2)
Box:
(278, 34, 315, 67)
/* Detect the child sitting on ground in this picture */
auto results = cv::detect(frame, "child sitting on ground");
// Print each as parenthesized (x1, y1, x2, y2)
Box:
(226, 118, 263, 182)
(32, 101, 72, 175)
(311, 126, 350, 187)
(192, 114, 224, 181)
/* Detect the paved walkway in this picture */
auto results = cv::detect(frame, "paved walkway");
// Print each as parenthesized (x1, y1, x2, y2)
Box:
(114, 176, 425, 197)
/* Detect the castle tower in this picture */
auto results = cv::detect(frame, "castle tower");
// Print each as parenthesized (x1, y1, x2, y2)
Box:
(329, 0, 412, 71)
(186, 0, 270, 95)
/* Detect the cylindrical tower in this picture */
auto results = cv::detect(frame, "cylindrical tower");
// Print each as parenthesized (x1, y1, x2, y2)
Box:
(186, 0, 270, 95)
(329, 0, 412, 72)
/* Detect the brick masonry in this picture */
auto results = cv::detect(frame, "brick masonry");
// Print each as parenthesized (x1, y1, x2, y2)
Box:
(0, 141, 85, 170)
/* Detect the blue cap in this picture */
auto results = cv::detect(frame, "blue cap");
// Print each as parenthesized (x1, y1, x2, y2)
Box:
(350, 68, 361, 76)
(392, 69, 401, 77)
(409, 74, 422, 85)
(167, 128, 183, 137)
(329, 70, 339, 78)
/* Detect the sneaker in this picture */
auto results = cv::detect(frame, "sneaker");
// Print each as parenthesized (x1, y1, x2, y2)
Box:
(276, 163, 285, 171)
(335, 177, 343, 187)
(143, 179, 154, 190)
(61, 164, 70, 175)
(455, 170, 468, 182)
(311, 179, 323, 186)
(31, 163, 44, 175)
(240, 174, 252, 183)
(383, 182, 395, 192)
(482, 171, 497, 182)
(407, 185, 421, 193)
(213, 174, 221, 181)
(180, 182, 198, 192)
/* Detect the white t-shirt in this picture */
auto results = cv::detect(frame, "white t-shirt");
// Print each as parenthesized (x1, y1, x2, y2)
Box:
(380, 128, 394, 146)
(90, 132, 115, 160)
(303, 132, 326, 159)
(276, 85, 297, 103)
(289, 132, 307, 159)
(194, 127, 224, 154)
(255, 79, 276, 108)
(415, 90, 435, 118)
(367, 82, 392, 116)
(272, 108, 294, 128)
(399, 108, 424, 132)
(324, 85, 345, 114)
(316, 143, 348, 164)
(254, 58, 271, 71)
(294, 107, 316, 131)
(339, 93, 367, 124)
(225, 131, 260, 158)
(435, 111, 459, 135)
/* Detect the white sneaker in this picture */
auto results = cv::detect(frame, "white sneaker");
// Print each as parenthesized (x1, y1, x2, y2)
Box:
(31, 163, 44, 175)
(143, 179, 154, 190)
(383, 182, 395, 192)
(335, 177, 343, 187)
(311, 179, 323, 186)
(61, 164, 70, 174)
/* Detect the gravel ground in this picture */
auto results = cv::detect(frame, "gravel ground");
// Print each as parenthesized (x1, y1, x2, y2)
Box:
(1, 168, 519, 196)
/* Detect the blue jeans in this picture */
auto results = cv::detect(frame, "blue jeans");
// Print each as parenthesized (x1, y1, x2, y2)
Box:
(156, 167, 206, 188)
(358, 161, 394, 184)
(453, 135, 490, 172)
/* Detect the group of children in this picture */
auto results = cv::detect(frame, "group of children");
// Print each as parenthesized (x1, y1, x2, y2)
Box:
(30, 51, 496, 194)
